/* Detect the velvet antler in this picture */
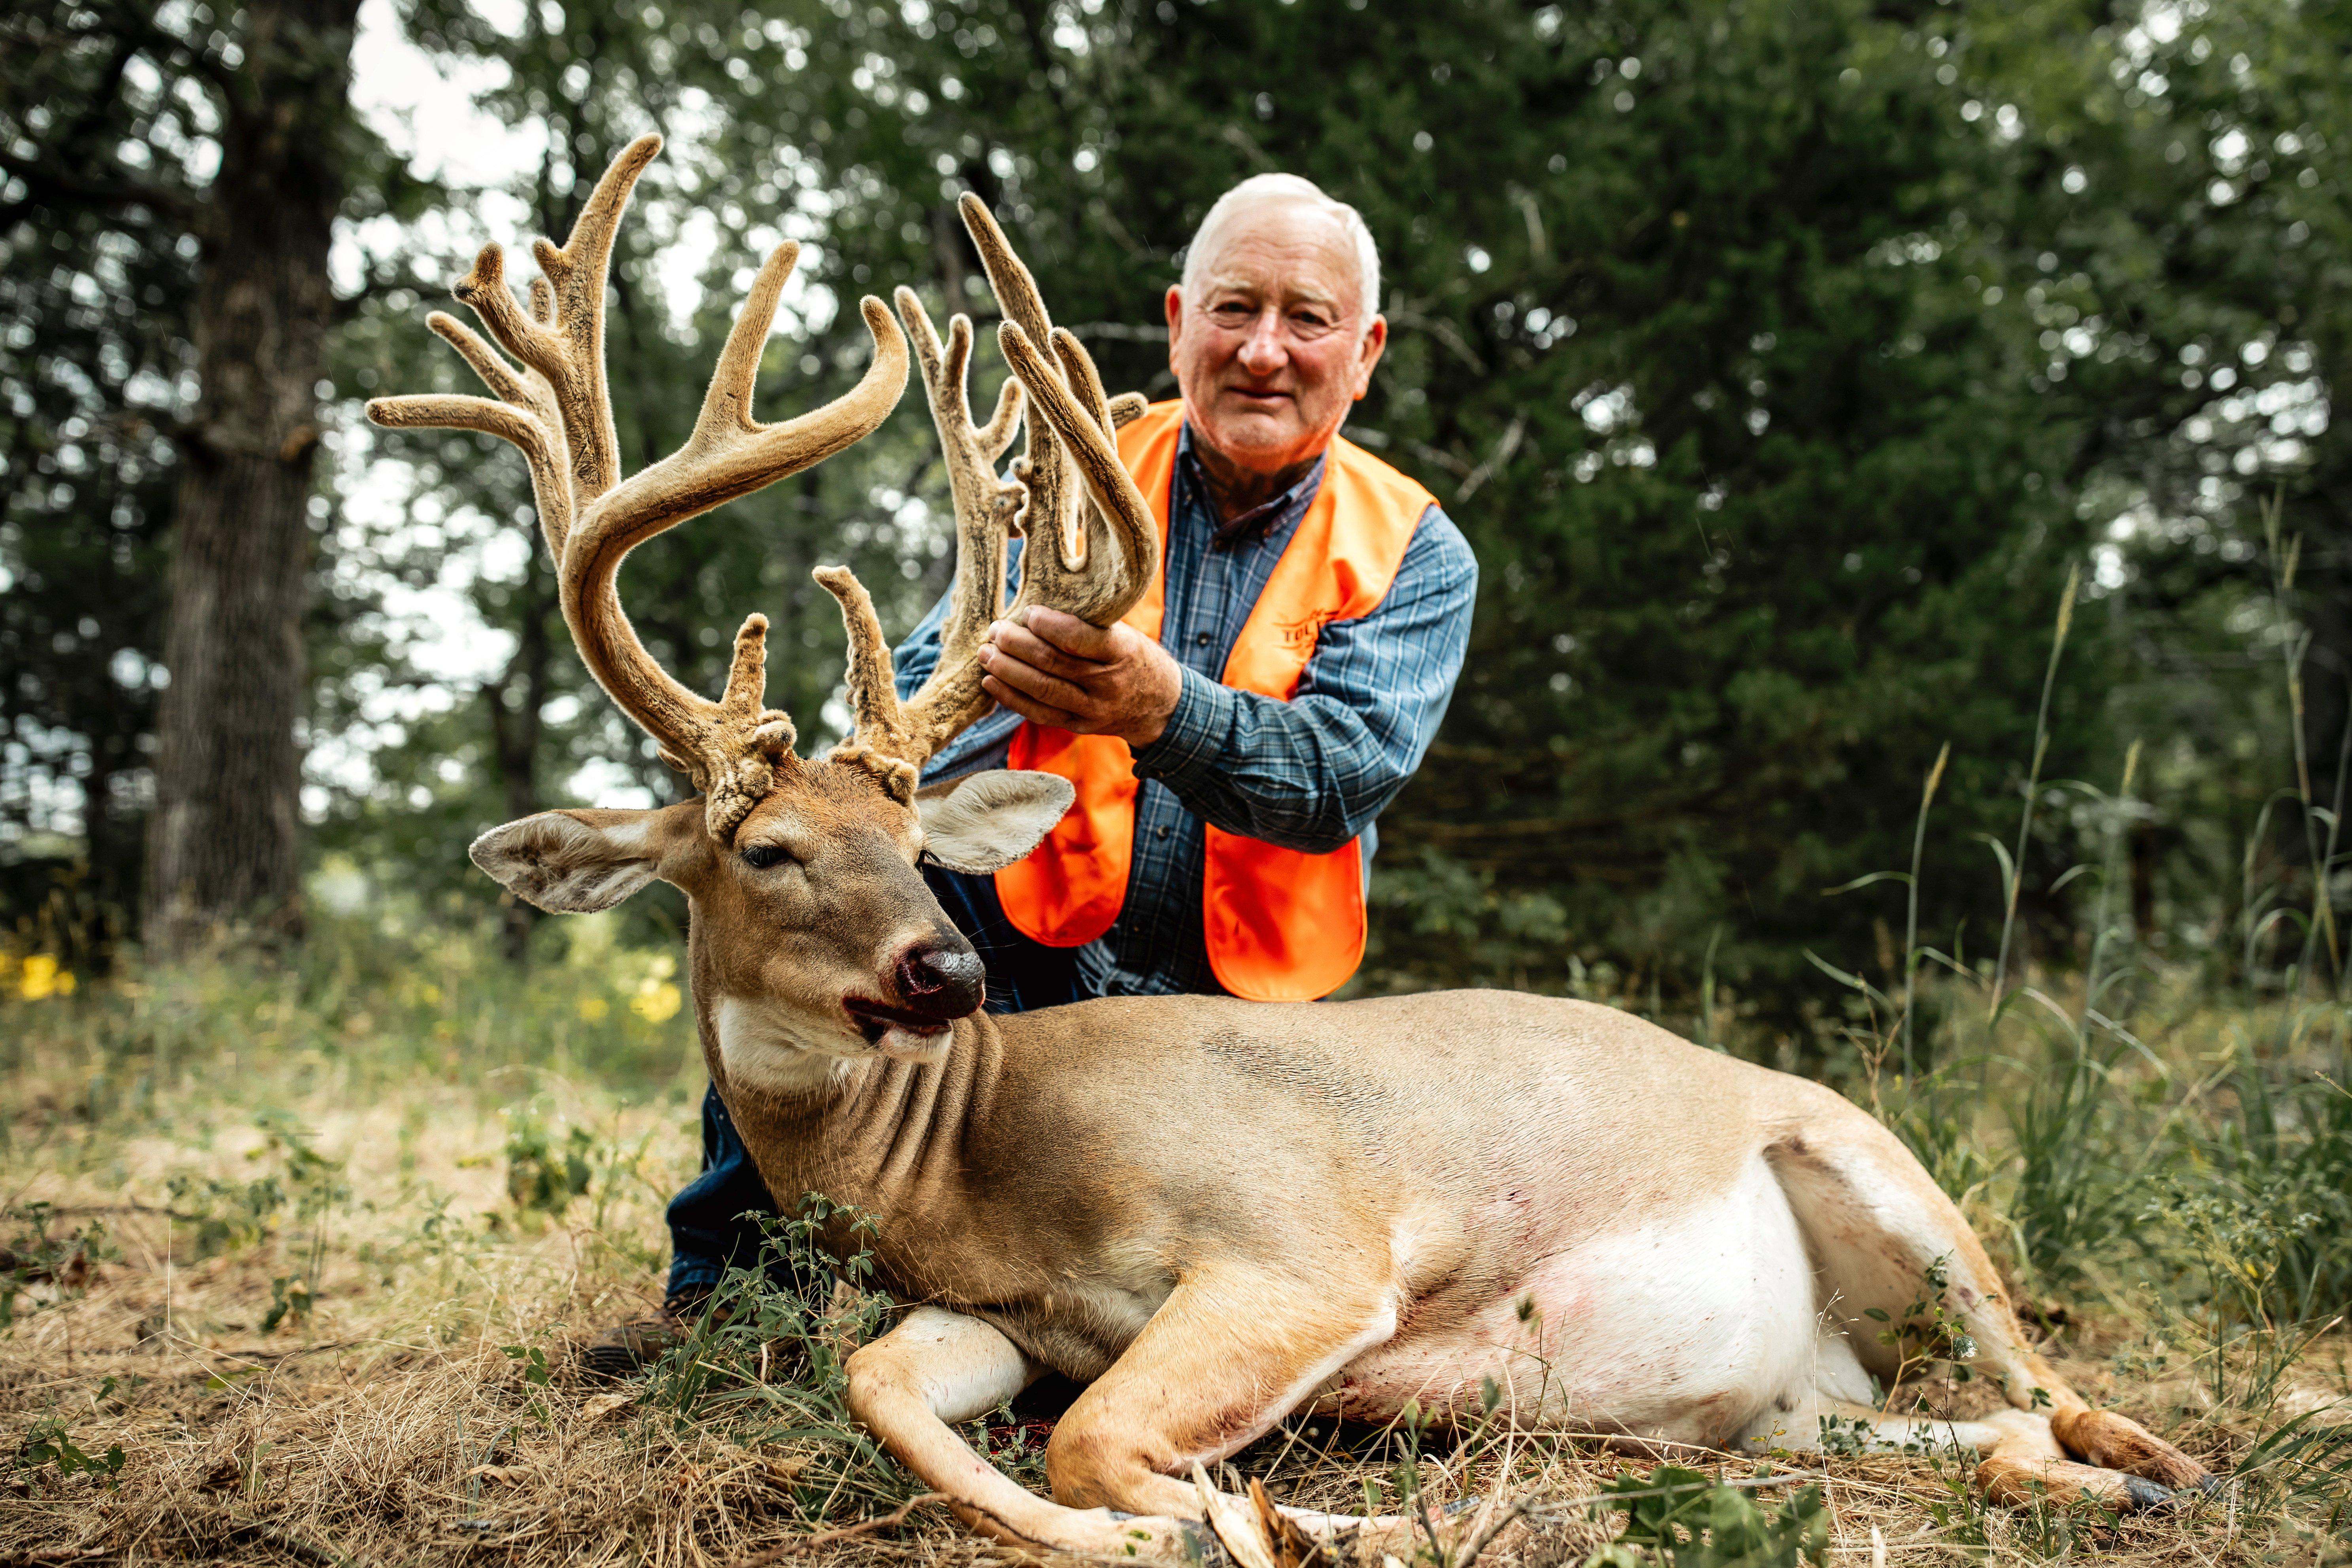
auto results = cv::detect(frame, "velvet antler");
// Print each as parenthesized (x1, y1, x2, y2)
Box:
(367, 135, 910, 841)
(815, 195, 1158, 777)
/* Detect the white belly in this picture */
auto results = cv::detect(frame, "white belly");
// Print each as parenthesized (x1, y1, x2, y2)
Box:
(1316, 1152, 1819, 1445)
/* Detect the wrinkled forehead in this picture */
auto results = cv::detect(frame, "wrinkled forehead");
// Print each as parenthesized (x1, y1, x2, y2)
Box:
(1192, 196, 1365, 306)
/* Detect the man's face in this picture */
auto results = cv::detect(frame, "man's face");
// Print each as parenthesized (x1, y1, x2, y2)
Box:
(1165, 197, 1387, 477)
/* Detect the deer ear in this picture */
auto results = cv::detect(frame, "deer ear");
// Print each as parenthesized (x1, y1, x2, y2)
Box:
(915, 770, 1075, 874)
(470, 808, 687, 913)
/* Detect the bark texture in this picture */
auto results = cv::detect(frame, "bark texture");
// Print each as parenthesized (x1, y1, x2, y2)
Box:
(144, 0, 360, 951)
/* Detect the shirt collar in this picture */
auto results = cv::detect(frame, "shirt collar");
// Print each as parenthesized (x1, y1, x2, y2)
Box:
(1176, 421, 1325, 547)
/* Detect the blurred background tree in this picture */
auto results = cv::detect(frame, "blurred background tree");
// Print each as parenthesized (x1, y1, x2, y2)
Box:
(2, 0, 2340, 1039)
(1, 0, 426, 961)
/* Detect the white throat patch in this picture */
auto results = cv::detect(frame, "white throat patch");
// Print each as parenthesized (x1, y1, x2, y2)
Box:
(713, 996, 862, 1097)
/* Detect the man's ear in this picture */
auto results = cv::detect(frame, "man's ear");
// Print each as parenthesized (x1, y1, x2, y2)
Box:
(915, 770, 1075, 874)
(470, 806, 695, 913)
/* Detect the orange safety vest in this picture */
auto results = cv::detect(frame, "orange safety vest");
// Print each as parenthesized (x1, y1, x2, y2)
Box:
(994, 400, 1434, 1002)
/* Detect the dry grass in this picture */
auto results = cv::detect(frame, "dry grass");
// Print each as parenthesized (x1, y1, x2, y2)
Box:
(2, 933, 2349, 1568)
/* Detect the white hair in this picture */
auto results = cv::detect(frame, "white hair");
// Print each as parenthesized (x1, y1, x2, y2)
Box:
(1178, 173, 1381, 331)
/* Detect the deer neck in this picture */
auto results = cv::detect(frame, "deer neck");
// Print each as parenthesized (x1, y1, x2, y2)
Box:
(707, 1007, 1008, 1256)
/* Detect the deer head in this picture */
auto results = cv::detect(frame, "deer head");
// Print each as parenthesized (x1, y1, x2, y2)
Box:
(366, 139, 1157, 1088)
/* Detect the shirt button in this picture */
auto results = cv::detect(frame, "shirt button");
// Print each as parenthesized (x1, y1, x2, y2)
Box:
(1194, 631, 1212, 647)
(1155, 824, 1170, 840)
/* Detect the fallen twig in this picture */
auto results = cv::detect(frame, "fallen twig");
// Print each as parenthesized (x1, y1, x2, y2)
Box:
(1453, 1496, 1533, 1568)
(728, 1492, 948, 1566)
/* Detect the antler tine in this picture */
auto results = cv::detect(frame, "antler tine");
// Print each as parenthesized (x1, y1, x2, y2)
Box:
(974, 345, 1024, 462)
(997, 320, 1160, 628)
(587, 249, 908, 546)
(561, 246, 908, 839)
(959, 194, 1083, 572)
(364, 301, 578, 561)
(448, 132, 661, 507)
(825, 286, 1033, 771)
(812, 566, 921, 802)
(367, 392, 573, 558)
(956, 191, 1053, 348)
(1051, 326, 1116, 434)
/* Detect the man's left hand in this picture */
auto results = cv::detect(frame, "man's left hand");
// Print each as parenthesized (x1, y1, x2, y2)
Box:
(980, 607, 1183, 749)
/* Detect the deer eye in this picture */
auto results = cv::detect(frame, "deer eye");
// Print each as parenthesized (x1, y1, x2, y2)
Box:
(739, 843, 794, 871)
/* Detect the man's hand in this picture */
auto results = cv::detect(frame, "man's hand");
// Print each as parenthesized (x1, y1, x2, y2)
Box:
(980, 607, 1184, 749)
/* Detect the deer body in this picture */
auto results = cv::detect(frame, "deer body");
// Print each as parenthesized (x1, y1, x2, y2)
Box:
(724, 989, 1787, 1403)
(374, 138, 2213, 1564)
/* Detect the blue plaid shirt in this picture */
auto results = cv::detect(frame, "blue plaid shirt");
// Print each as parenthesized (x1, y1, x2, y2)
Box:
(893, 422, 1477, 997)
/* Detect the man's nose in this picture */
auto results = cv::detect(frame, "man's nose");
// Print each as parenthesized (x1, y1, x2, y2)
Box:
(1237, 309, 1288, 375)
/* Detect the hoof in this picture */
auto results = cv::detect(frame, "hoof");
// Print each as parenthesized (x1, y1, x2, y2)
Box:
(2122, 1477, 2173, 1511)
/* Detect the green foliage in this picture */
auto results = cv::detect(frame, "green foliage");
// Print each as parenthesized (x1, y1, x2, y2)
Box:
(1586, 1469, 1827, 1568)
(0, 1203, 116, 1330)
(635, 1193, 915, 1523)
(163, 1171, 292, 1261)
(0, 9, 191, 936)
(14, 1415, 125, 1484)
(2148, 1047, 2352, 1327)
(500, 1102, 596, 1214)
(164, 1110, 351, 1262)
(263, 1274, 315, 1336)
(1864, 1252, 1982, 1383)
(0, 1, 426, 946)
(2003, 1035, 2148, 1289)
(644, 1193, 895, 1429)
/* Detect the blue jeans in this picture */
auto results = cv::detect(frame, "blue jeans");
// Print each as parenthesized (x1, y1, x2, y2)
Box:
(664, 863, 1090, 1301)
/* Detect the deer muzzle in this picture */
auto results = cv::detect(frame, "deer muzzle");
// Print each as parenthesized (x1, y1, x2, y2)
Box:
(895, 942, 987, 1019)
(843, 940, 988, 1043)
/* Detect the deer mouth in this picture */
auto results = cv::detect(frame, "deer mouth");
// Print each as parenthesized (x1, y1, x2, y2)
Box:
(843, 996, 960, 1044)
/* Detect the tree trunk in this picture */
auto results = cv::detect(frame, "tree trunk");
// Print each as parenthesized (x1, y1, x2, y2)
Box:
(143, 0, 359, 952)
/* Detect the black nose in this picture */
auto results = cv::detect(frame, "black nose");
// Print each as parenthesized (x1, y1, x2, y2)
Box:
(895, 942, 986, 1019)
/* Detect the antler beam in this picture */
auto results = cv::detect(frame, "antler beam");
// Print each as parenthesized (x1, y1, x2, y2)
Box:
(367, 135, 910, 841)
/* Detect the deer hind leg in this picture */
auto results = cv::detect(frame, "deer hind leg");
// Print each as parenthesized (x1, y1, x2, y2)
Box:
(844, 1307, 1200, 1560)
(1764, 1097, 2210, 1509)
(1741, 1344, 2174, 1512)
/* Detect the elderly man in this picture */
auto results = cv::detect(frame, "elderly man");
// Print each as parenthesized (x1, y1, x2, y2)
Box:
(591, 172, 1477, 1371)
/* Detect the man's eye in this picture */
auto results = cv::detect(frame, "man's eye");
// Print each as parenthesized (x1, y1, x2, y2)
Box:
(740, 844, 794, 870)
(1211, 302, 1252, 320)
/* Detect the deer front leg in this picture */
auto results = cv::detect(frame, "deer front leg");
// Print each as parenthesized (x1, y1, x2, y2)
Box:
(844, 1307, 1199, 1559)
(1045, 1264, 1407, 1535)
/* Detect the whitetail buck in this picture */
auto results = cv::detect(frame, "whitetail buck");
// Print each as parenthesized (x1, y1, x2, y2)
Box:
(370, 138, 2212, 1562)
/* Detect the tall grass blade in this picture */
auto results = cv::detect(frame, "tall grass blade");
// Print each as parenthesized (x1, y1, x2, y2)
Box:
(2079, 741, 2140, 1038)
(1990, 562, 2079, 1027)
(1902, 742, 1950, 1081)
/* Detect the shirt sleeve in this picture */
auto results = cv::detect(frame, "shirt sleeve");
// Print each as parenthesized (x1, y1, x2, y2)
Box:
(1131, 505, 1478, 853)
(893, 539, 1028, 780)
(891, 586, 951, 702)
